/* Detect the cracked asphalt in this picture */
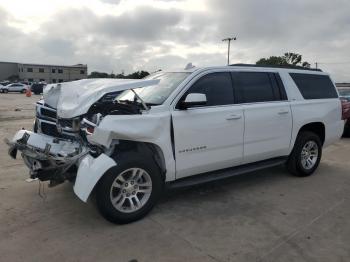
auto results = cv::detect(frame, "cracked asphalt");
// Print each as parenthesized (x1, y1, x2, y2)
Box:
(0, 93, 349, 262)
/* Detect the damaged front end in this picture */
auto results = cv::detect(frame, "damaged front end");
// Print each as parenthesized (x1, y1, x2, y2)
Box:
(5, 130, 90, 187)
(5, 77, 171, 203)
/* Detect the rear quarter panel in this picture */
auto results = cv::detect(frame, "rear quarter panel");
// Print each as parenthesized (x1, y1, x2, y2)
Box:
(290, 99, 343, 150)
(280, 70, 343, 151)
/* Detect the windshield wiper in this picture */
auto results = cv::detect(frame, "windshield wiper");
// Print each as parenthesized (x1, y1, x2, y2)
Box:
(130, 89, 149, 111)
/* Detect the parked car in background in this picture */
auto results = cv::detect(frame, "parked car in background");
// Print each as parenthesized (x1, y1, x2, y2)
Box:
(338, 89, 350, 102)
(0, 81, 11, 86)
(0, 84, 8, 93)
(31, 83, 46, 95)
(338, 89, 350, 136)
(6, 83, 29, 93)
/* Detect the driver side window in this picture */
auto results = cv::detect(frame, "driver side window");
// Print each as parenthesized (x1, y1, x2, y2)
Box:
(179, 72, 234, 108)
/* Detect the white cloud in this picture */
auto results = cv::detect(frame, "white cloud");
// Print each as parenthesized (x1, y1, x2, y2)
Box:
(0, 0, 349, 81)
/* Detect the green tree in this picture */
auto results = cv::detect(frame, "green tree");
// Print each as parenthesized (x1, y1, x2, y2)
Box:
(88, 70, 150, 79)
(256, 52, 311, 68)
(88, 71, 110, 78)
(7, 74, 19, 82)
(126, 71, 150, 79)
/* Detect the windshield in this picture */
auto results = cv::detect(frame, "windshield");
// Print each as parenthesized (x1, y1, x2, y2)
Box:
(116, 72, 190, 105)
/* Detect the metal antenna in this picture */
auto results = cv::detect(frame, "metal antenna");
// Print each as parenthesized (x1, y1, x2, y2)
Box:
(222, 37, 237, 65)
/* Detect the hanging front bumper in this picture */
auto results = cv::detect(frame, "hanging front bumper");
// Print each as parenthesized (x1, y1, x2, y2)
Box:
(5, 130, 89, 183)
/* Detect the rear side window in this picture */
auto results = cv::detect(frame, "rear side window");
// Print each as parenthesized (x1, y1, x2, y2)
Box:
(233, 72, 280, 103)
(182, 72, 234, 107)
(290, 73, 338, 99)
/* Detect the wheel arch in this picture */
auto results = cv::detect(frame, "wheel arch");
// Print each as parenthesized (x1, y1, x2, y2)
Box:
(74, 140, 167, 202)
(111, 140, 167, 181)
(297, 122, 326, 145)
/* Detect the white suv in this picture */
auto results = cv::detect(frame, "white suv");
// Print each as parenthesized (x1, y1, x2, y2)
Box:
(6, 65, 344, 224)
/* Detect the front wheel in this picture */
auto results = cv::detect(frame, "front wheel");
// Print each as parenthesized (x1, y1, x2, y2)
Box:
(287, 131, 322, 177)
(96, 154, 163, 224)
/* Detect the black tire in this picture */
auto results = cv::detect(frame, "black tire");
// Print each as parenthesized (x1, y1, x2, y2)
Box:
(21, 89, 26, 93)
(286, 131, 322, 177)
(343, 121, 350, 137)
(4, 89, 8, 93)
(33, 119, 38, 133)
(96, 152, 163, 224)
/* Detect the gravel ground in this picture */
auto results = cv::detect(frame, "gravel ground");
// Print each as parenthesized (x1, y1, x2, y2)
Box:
(0, 93, 349, 262)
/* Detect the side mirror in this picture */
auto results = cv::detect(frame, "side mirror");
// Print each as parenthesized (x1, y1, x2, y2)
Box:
(180, 93, 207, 109)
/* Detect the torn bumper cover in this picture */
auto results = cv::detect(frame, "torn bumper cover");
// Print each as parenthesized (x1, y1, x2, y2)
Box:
(5, 130, 89, 183)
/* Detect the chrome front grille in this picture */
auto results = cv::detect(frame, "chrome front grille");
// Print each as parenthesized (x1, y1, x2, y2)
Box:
(40, 107, 57, 119)
(35, 102, 79, 139)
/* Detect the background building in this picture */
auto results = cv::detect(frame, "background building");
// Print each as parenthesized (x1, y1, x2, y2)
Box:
(0, 62, 19, 81)
(0, 61, 87, 83)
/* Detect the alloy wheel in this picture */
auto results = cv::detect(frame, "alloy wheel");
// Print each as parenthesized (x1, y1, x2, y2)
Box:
(109, 168, 152, 213)
(300, 140, 319, 170)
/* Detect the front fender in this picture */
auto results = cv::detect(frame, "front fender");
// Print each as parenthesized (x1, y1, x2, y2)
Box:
(73, 153, 116, 202)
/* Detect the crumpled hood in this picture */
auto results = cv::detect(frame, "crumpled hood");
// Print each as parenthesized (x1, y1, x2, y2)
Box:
(43, 78, 159, 118)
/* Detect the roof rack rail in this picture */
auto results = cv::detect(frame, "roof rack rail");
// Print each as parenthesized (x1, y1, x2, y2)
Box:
(230, 63, 323, 72)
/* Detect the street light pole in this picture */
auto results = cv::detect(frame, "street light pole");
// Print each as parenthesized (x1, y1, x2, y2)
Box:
(222, 37, 237, 65)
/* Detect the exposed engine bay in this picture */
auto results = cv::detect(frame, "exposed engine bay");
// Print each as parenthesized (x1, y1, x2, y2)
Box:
(6, 78, 164, 189)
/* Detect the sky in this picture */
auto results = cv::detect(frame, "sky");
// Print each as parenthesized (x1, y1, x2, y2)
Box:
(0, 0, 349, 81)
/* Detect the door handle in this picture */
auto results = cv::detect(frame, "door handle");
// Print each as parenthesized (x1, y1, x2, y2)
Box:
(278, 110, 289, 115)
(226, 114, 242, 120)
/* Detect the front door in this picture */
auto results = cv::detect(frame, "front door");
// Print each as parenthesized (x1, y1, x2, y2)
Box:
(172, 72, 244, 179)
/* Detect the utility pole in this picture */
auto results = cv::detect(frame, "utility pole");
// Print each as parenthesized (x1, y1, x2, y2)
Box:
(315, 62, 318, 69)
(222, 37, 237, 65)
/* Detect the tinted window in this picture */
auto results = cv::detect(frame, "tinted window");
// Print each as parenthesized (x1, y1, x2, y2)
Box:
(290, 73, 338, 99)
(39, 68, 44, 73)
(27, 68, 33, 72)
(233, 72, 277, 103)
(182, 72, 234, 107)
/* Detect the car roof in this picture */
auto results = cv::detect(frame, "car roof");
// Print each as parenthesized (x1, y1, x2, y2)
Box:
(164, 65, 328, 75)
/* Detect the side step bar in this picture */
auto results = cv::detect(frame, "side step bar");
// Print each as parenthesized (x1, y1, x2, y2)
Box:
(167, 157, 288, 189)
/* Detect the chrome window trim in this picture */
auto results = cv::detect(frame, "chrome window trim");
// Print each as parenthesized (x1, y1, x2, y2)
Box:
(171, 69, 288, 111)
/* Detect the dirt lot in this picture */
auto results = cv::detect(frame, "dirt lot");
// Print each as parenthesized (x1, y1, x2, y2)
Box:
(0, 93, 349, 262)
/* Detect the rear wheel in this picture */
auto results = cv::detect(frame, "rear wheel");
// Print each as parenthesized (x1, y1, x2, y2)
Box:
(21, 89, 26, 93)
(287, 131, 322, 177)
(96, 153, 163, 224)
(343, 120, 350, 137)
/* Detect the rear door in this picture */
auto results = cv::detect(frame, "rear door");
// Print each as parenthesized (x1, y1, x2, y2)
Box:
(172, 71, 244, 178)
(232, 71, 293, 164)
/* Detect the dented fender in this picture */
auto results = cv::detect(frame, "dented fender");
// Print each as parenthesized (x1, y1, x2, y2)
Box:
(87, 112, 176, 181)
(74, 153, 116, 202)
